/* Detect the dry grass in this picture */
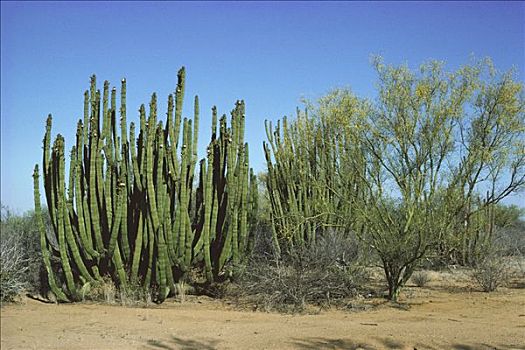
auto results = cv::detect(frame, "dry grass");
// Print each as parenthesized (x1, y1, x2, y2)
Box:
(80, 277, 153, 307)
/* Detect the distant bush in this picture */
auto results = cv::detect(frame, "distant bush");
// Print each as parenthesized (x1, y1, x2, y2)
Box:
(495, 221, 525, 258)
(236, 230, 367, 313)
(471, 249, 509, 292)
(411, 271, 431, 287)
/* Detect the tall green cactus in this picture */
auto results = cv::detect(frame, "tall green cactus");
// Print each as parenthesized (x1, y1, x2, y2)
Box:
(34, 67, 257, 302)
(33, 165, 69, 302)
(263, 103, 366, 252)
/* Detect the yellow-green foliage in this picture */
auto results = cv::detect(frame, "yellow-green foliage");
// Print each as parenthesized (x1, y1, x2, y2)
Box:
(265, 57, 524, 300)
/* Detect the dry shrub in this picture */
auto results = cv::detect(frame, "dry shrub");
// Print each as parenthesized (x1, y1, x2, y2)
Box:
(1, 206, 47, 300)
(411, 271, 431, 287)
(174, 280, 197, 303)
(471, 251, 509, 292)
(119, 282, 153, 306)
(0, 234, 29, 303)
(81, 277, 152, 306)
(81, 276, 116, 303)
(236, 230, 367, 313)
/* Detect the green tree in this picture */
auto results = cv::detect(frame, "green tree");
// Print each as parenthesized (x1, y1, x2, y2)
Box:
(450, 62, 525, 264)
(354, 58, 476, 300)
(357, 57, 524, 299)
(264, 57, 524, 301)
(493, 204, 524, 228)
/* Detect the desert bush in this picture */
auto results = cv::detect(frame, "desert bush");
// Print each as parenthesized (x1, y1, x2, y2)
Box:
(0, 206, 52, 302)
(0, 234, 30, 303)
(80, 276, 116, 303)
(80, 276, 153, 306)
(471, 250, 509, 292)
(411, 271, 431, 287)
(236, 230, 367, 313)
(119, 282, 153, 306)
(495, 220, 525, 258)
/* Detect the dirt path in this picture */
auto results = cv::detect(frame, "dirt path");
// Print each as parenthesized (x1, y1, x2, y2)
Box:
(1, 286, 524, 350)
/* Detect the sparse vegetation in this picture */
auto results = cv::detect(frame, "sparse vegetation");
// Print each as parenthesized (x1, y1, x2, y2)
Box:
(471, 248, 509, 292)
(1, 206, 47, 303)
(411, 271, 431, 287)
(236, 230, 367, 312)
(81, 277, 117, 304)
(0, 234, 29, 303)
(80, 276, 154, 306)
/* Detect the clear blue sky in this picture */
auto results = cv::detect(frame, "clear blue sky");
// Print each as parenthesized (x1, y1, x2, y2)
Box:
(1, 1, 524, 212)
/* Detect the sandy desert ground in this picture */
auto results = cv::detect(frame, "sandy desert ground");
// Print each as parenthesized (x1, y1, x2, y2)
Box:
(1, 269, 524, 350)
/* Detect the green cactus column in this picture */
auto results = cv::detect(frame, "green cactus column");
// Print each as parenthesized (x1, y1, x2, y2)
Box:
(33, 165, 70, 302)
(54, 135, 77, 297)
(35, 67, 256, 302)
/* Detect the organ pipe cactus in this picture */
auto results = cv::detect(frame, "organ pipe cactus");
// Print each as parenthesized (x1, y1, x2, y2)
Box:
(34, 67, 257, 302)
(263, 102, 367, 252)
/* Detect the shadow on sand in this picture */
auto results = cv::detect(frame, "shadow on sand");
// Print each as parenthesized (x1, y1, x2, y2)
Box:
(290, 337, 376, 350)
(145, 336, 220, 350)
(451, 344, 525, 350)
(291, 337, 524, 350)
(143, 335, 524, 350)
